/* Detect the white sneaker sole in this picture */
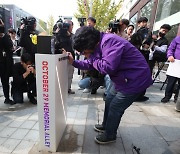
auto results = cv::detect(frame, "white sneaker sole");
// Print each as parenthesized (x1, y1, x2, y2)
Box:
(94, 137, 116, 144)
(94, 126, 105, 133)
(175, 107, 180, 112)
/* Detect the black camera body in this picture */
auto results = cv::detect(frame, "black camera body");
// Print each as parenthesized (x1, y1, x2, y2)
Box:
(108, 20, 120, 33)
(21, 17, 36, 32)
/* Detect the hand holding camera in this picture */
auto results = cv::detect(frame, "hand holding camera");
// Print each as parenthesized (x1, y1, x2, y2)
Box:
(26, 65, 35, 74)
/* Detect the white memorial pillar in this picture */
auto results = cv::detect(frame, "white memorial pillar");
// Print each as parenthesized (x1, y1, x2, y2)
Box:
(35, 53, 68, 152)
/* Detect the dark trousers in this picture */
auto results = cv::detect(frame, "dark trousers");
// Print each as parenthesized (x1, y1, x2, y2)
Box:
(165, 76, 180, 99)
(0, 62, 10, 100)
(102, 85, 141, 139)
(12, 81, 36, 103)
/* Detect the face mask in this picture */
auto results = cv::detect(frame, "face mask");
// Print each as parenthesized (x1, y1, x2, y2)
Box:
(159, 32, 165, 37)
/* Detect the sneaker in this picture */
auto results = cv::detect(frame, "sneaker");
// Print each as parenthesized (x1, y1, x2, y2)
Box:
(94, 124, 105, 133)
(4, 99, 16, 105)
(175, 107, 180, 112)
(83, 88, 90, 93)
(68, 89, 75, 94)
(94, 133, 116, 144)
(161, 97, 170, 103)
(91, 89, 97, 94)
(29, 97, 37, 105)
(135, 96, 149, 102)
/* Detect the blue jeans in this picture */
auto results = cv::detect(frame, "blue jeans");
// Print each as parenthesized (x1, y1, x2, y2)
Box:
(104, 75, 113, 95)
(78, 77, 91, 89)
(102, 85, 141, 139)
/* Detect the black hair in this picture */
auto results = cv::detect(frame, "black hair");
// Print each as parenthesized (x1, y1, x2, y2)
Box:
(160, 24, 171, 31)
(121, 19, 129, 26)
(8, 28, 16, 34)
(21, 53, 32, 63)
(137, 17, 148, 23)
(73, 26, 100, 52)
(127, 24, 134, 29)
(87, 17, 96, 24)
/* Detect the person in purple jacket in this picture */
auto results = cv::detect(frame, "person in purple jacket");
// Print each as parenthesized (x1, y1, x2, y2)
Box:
(68, 26, 152, 144)
(161, 36, 180, 104)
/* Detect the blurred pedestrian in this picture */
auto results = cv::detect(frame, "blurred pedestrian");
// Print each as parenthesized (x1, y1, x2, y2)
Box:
(0, 19, 15, 105)
(161, 36, 180, 104)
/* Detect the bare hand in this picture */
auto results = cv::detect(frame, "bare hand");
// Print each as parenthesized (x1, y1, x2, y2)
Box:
(26, 65, 33, 74)
(20, 24, 25, 30)
(143, 44, 150, 49)
(168, 56, 175, 62)
(67, 52, 74, 64)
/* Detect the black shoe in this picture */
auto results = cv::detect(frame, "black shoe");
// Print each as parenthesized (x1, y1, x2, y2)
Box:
(29, 97, 37, 105)
(94, 124, 105, 133)
(135, 96, 149, 102)
(91, 89, 97, 94)
(4, 99, 16, 105)
(68, 89, 75, 94)
(161, 97, 170, 103)
(94, 133, 116, 144)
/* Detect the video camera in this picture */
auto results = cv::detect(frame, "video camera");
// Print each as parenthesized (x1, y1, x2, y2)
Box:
(53, 18, 72, 54)
(78, 18, 86, 27)
(108, 20, 120, 33)
(20, 16, 36, 32)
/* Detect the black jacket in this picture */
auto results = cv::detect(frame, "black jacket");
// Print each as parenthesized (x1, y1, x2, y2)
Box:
(12, 62, 36, 91)
(19, 29, 37, 56)
(0, 33, 14, 76)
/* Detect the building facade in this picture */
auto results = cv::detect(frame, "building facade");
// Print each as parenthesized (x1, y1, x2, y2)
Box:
(118, 0, 180, 41)
(129, 0, 180, 40)
(0, 4, 47, 33)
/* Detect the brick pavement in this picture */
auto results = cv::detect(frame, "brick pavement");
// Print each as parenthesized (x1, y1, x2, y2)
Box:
(0, 70, 180, 154)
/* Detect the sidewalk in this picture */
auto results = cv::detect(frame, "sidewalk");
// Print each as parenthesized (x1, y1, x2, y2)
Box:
(0, 69, 180, 154)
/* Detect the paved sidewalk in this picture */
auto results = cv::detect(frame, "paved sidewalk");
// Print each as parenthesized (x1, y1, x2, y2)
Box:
(0, 69, 180, 154)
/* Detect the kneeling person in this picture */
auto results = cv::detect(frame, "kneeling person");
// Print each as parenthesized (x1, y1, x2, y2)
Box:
(12, 53, 37, 104)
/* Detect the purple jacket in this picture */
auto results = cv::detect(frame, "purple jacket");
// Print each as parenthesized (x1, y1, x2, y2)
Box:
(73, 33, 152, 94)
(167, 36, 180, 60)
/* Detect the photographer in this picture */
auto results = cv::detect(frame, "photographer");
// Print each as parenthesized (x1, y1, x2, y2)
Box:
(19, 16, 37, 63)
(53, 19, 75, 94)
(0, 18, 15, 105)
(12, 53, 37, 104)
(108, 19, 129, 40)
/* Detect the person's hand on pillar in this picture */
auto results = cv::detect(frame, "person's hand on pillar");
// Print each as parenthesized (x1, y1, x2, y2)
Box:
(168, 56, 175, 62)
(67, 52, 74, 64)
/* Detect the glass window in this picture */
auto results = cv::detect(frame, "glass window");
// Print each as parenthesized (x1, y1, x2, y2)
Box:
(140, 1, 154, 22)
(155, 0, 180, 22)
(130, 13, 138, 26)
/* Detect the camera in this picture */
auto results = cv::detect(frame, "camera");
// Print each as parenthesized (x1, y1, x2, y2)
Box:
(53, 18, 72, 54)
(78, 18, 86, 27)
(20, 16, 36, 32)
(108, 20, 120, 33)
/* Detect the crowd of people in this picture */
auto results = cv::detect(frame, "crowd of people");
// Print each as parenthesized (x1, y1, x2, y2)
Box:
(0, 13, 180, 144)
(67, 16, 180, 144)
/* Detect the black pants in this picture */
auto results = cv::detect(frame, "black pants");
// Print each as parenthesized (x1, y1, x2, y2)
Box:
(0, 62, 10, 100)
(12, 81, 36, 103)
(165, 76, 180, 99)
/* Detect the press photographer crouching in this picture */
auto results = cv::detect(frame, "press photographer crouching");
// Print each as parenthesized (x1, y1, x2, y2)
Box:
(18, 16, 37, 63)
(12, 53, 37, 104)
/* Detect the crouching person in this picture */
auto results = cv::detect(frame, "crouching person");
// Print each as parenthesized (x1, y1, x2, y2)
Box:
(68, 26, 152, 144)
(12, 53, 37, 104)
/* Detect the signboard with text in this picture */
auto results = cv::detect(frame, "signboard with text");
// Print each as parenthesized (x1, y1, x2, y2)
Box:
(35, 54, 68, 152)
